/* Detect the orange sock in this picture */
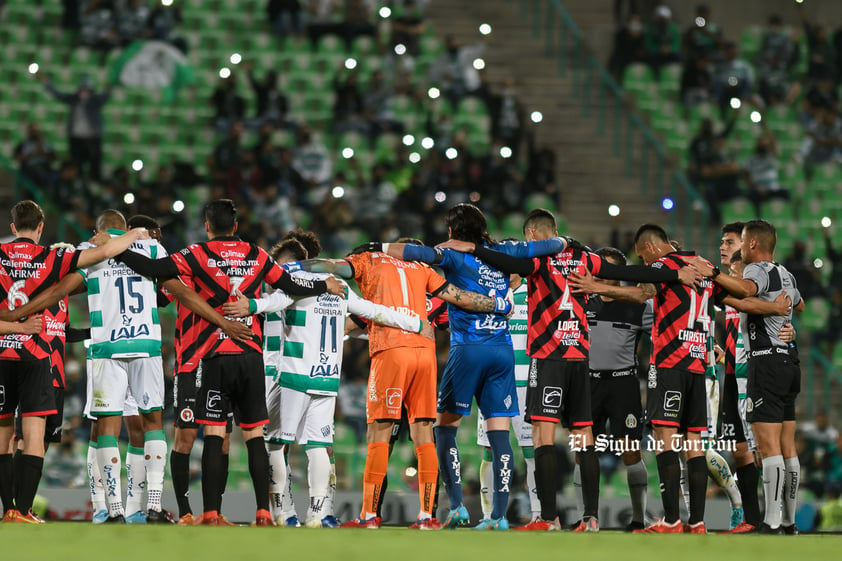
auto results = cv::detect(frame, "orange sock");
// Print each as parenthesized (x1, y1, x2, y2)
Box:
(415, 442, 438, 517)
(361, 442, 389, 518)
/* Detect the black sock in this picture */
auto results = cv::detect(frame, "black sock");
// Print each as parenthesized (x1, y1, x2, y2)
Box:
(655, 451, 681, 524)
(245, 440, 269, 511)
(736, 463, 761, 526)
(219, 453, 229, 512)
(14, 454, 44, 515)
(687, 456, 708, 524)
(534, 445, 558, 521)
(578, 446, 600, 519)
(0, 454, 13, 513)
(170, 450, 192, 517)
(201, 436, 224, 514)
(376, 474, 389, 518)
(12, 449, 22, 500)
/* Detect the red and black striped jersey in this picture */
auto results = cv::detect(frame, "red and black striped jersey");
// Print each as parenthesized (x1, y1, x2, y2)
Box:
(0, 239, 79, 361)
(426, 294, 449, 328)
(169, 237, 312, 358)
(160, 279, 208, 374)
(650, 252, 722, 374)
(724, 306, 739, 375)
(526, 248, 605, 361)
(44, 298, 68, 388)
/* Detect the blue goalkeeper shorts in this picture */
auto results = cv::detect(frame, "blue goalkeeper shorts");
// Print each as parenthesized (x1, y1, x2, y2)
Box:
(437, 344, 518, 418)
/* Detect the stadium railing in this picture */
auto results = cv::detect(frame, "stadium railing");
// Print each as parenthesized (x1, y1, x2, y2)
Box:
(513, 0, 713, 255)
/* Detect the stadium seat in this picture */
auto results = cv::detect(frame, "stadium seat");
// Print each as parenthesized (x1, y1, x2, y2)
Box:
(739, 25, 763, 59)
(622, 63, 654, 95)
(720, 198, 754, 224)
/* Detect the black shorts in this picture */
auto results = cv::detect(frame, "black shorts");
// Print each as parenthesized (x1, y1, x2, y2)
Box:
(646, 366, 707, 432)
(196, 353, 268, 429)
(720, 374, 746, 443)
(0, 359, 56, 418)
(15, 387, 64, 444)
(746, 353, 800, 423)
(590, 368, 643, 440)
(174, 369, 199, 429)
(525, 358, 592, 428)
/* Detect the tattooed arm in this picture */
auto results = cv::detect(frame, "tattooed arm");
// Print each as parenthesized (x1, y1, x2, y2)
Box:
(435, 282, 499, 312)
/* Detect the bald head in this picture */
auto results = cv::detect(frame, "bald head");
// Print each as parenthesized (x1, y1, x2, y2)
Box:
(96, 209, 127, 233)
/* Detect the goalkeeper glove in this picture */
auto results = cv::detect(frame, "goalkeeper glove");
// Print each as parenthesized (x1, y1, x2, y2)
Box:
(347, 241, 383, 256)
(493, 295, 513, 315)
(563, 236, 587, 252)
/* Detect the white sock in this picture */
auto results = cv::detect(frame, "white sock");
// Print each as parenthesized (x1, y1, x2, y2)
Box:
(87, 441, 107, 513)
(706, 448, 741, 507)
(282, 455, 297, 518)
(626, 460, 648, 524)
(762, 455, 785, 528)
(144, 433, 167, 512)
(125, 446, 146, 516)
(305, 447, 331, 523)
(573, 463, 584, 521)
(679, 456, 691, 515)
(326, 459, 336, 517)
(97, 437, 124, 517)
(479, 455, 493, 519)
(267, 445, 287, 520)
(524, 454, 540, 519)
(782, 457, 800, 527)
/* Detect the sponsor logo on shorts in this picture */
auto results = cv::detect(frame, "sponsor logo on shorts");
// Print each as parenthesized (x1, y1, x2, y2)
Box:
(647, 365, 657, 389)
(179, 407, 194, 423)
(503, 394, 512, 409)
(143, 392, 150, 407)
(663, 391, 681, 412)
(625, 414, 638, 429)
(542, 386, 562, 408)
(206, 390, 222, 413)
(385, 388, 402, 408)
(528, 359, 538, 388)
(320, 425, 331, 438)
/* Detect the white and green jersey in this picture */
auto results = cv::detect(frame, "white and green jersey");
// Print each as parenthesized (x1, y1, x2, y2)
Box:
(259, 289, 295, 384)
(734, 321, 748, 398)
(79, 230, 165, 358)
(257, 271, 421, 397)
(509, 284, 529, 386)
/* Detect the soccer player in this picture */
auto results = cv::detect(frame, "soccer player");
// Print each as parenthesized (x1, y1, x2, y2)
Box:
(115, 199, 345, 525)
(441, 213, 699, 532)
(300, 233, 508, 529)
(224, 229, 421, 528)
(0, 200, 146, 523)
(691, 220, 805, 534)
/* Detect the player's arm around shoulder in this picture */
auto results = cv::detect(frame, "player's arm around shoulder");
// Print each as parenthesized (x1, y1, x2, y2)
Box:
(346, 289, 422, 333)
(76, 227, 148, 269)
(688, 255, 756, 298)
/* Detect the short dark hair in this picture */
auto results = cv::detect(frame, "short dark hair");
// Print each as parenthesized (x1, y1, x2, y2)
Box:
(204, 199, 237, 235)
(721, 221, 745, 236)
(633, 223, 669, 245)
(96, 209, 127, 232)
(743, 219, 776, 252)
(127, 214, 161, 230)
(596, 246, 627, 265)
(522, 208, 557, 235)
(283, 228, 321, 259)
(269, 238, 308, 262)
(445, 203, 493, 246)
(11, 200, 44, 231)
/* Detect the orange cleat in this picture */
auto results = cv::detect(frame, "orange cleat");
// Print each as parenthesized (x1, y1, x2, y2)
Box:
(719, 521, 754, 534)
(633, 519, 684, 534)
(7, 509, 45, 524)
(572, 517, 599, 533)
(194, 511, 219, 526)
(3, 510, 17, 523)
(686, 521, 706, 534)
(409, 518, 442, 530)
(218, 514, 237, 526)
(254, 509, 276, 526)
(341, 517, 382, 528)
(177, 513, 195, 526)
(516, 517, 560, 531)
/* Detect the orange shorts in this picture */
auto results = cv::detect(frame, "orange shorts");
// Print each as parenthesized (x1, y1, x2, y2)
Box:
(366, 347, 437, 423)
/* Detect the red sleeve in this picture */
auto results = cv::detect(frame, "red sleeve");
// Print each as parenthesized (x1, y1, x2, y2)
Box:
(170, 248, 194, 278)
(55, 247, 80, 279)
(587, 252, 604, 276)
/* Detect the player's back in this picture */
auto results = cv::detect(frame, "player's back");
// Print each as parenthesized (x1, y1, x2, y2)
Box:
(587, 296, 652, 371)
(347, 251, 440, 354)
(741, 261, 800, 352)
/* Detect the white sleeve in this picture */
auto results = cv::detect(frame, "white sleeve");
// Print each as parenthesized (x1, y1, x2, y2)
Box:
(346, 291, 422, 333)
(253, 289, 295, 314)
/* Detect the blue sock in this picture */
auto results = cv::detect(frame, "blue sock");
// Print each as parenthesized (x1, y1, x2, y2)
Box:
(487, 430, 513, 520)
(434, 425, 462, 509)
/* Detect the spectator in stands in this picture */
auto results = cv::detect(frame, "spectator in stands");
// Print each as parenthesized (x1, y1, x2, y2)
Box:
(687, 117, 739, 224)
(341, 0, 376, 49)
(758, 53, 800, 107)
(803, 78, 840, 123)
(712, 42, 756, 117)
(758, 15, 798, 71)
(364, 70, 404, 140)
(306, 0, 340, 48)
(292, 125, 332, 205)
(799, 3, 837, 82)
(823, 224, 842, 289)
(253, 183, 296, 243)
(742, 134, 788, 215)
(148, 1, 187, 53)
(815, 481, 842, 532)
(311, 187, 354, 254)
(267, 0, 303, 41)
(485, 78, 524, 160)
(682, 4, 723, 63)
(42, 74, 111, 183)
(523, 131, 557, 200)
(116, 0, 151, 44)
(332, 69, 367, 134)
(608, 12, 647, 82)
(798, 427, 836, 498)
(210, 121, 245, 197)
(80, 0, 120, 53)
(275, 147, 307, 203)
(680, 54, 713, 107)
(799, 106, 842, 179)
(784, 240, 824, 300)
(391, 0, 425, 57)
(429, 34, 485, 108)
(813, 289, 842, 356)
(644, 5, 681, 77)
(244, 62, 290, 128)
(210, 73, 246, 132)
(14, 123, 58, 196)
(481, 139, 525, 216)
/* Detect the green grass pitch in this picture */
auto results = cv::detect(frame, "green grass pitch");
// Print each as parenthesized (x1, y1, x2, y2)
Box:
(3, 525, 841, 560)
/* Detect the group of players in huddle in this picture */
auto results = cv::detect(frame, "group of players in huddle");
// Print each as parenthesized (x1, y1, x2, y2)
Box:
(0, 198, 804, 534)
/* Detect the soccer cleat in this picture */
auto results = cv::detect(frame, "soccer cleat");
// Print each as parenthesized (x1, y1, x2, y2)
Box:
(409, 518, 442, 530)
(7, 509, 45, 524)
(92, 509, 109, 524)
(473, 517, 509, 530)
(305, 517, 322, 528)
(516, 517, 561, 531)
(756, 522, 783, 535)
(217, 514, 237, 526)
(278, 515, 301, 527)
(633, 519, 683, 534)
(320, 515, 340, 528)
(254, 509, 276, 526)
(572, 517, 599, 533)
(440, 505, 470, 529)
(104, 514, 126, 524)
(125, 511, 147, 524)
(685, 521, 706, 534)
(194, 511, 219, 526)
(3, 510, 17, 523)
(625, 521, 646, 532)
(177, 513, 195, 526)
(340, 516, 382, 528)
(782, 524, 799, 535)
(146, 509, 175, 524)
(719, 521, 754, 534)
(730, 506, 745, 529)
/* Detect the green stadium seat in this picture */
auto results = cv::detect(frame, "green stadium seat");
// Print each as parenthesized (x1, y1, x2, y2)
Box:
(720, 198, 754, 224)
(759, 199, 795, 223)
(622, 63, 654, 95)
(740, 26, 763, 58)
(657, 64, 682, 98)
(801, 297, 829, 332)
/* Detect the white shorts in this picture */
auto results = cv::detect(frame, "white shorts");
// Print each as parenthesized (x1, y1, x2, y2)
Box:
(477, 386, 532, 447)
(83, 361, 140, 420)
(280, 387, 335, 446)
(264, 381, 283, 444)
(87, 357, 165, 416)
